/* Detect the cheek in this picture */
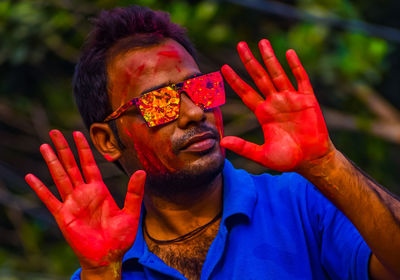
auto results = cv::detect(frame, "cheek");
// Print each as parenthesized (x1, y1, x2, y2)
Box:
(122, 122, 176, 173)
(213, 109, 225, 157)
(213, 109, 224, 139)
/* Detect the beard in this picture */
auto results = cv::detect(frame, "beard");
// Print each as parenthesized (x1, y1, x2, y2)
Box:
(144, 154, 225, 201)
(124, 120, 226, 201)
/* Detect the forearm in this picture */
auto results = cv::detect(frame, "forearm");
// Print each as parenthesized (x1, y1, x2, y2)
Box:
(81, 262, 122, 280)
(297, 148, 400, 277)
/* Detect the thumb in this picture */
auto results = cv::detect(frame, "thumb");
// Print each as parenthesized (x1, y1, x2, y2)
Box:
(220, 136, 265, 164)
(123, 170, 146, 216)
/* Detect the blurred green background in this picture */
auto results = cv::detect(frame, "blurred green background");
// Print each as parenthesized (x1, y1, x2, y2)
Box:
(1, 0, 400, 278)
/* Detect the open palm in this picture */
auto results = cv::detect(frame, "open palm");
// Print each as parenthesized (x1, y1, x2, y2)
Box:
(221, 40, 332, 171)
(25, 130, 146, 269)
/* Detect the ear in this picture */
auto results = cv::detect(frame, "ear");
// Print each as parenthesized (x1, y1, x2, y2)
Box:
(90, 123, 122, 162)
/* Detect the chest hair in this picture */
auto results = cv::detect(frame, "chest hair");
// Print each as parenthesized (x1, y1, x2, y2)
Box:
(145, 220, 221, 280)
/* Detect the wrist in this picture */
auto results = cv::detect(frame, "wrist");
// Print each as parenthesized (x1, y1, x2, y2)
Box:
(295, 145, 346, 189)
(81, 261, 122, 280)
(296, 146, 362, 203)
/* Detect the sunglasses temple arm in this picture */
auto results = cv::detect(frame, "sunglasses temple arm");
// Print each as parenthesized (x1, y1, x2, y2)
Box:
(104, 99, 137, 122)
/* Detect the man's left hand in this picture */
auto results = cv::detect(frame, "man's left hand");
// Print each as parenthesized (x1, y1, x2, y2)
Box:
(221, 39, 334, 172)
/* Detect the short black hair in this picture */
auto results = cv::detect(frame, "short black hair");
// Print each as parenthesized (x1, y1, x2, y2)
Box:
(73, 5, 197, 132)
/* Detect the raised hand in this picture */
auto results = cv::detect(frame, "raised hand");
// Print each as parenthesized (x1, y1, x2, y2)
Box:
(25, 130, 146, 270)
(221, 39, 333, 172)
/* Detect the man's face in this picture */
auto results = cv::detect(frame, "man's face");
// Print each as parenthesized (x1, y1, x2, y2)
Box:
(107, 39, 225, 195)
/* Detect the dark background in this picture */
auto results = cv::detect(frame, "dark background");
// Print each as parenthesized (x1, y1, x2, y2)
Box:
(1, 0, 400, 278)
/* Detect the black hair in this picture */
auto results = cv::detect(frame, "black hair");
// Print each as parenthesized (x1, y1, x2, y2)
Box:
(73, 5, 197, 143)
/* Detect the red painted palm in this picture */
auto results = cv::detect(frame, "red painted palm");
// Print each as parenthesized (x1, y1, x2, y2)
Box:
(25, 130, 146, 269)
(221, 40, 332, 171)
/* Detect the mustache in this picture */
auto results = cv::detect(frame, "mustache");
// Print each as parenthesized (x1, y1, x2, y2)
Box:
(172, 124, 221, 154)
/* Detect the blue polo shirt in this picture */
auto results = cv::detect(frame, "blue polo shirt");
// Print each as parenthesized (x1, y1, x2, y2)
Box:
(72, 160, 371, 279)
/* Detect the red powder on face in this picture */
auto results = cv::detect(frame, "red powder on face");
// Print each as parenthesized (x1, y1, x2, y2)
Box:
(124, 128, 132, 138)
(157, 51, 180, 58)
(154, 51, 182, 73)
(124, 123, 170, 175)
(134, 64, 145, 76)
(104, 154, 114, 162)
(112, 62, 146, 104)
(213, 109, 225, 157)
(134, 142, 169, 175)
(213, 109, 224, 139)
(125, 64, 145, 99)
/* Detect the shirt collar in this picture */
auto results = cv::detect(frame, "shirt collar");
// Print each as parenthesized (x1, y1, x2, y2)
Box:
(221, 159, 258, 223)
(123, 159, 258, 262)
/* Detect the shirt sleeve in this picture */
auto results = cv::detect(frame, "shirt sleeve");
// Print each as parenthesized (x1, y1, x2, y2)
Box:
(305, 181, 372, 280)
(71, 268, 81, 280)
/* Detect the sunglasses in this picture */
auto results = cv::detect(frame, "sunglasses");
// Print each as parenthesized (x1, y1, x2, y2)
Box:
(104, 71, 225, 127)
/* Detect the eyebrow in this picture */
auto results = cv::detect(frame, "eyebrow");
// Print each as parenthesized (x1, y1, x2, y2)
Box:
(139, 72, 201, 96)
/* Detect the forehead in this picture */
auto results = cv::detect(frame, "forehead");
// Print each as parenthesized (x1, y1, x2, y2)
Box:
(108, 39, 199, 106)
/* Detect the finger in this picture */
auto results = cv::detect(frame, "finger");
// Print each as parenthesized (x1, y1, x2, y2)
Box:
(221, 64, 264, 112)
(286, 49, 314, 94)
(50, 130, 85, 187)
(259, 39, 295, 92)
(237, 41, 277, 97)
(25, 173, 61, 214)
(123, 170, 146, 216)
(40, 144, 74, 201)
(73, 131, 102, 183)
(220, 136, 265, 164)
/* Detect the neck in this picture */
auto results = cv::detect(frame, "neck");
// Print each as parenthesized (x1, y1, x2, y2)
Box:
(143, 173, 223, 240)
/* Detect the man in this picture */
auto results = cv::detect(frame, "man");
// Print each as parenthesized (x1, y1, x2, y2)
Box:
(25, 5, 400, 280)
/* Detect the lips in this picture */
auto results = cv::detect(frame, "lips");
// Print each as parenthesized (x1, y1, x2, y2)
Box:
(180, 131, 217, 152)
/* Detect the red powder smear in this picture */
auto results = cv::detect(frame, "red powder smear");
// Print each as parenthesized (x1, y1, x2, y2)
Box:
(213, 109, 224, 139)
(124, 64, 146, 100)
(213, 109, 225, 157)
(125, 124, 170, 175)
(124, 128, 132, 138)
(175, 65, 181, 72)
(157, 51, 180, 58)
(134, 64, 145, 76)
(134, 142, 169, 175)
(103, 154, 114, 162)
(154, 51, 181, 73)
(111, 62, 146, 105)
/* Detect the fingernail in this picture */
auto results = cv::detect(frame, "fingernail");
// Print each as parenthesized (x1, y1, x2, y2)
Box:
(40, 143, 49, 150)
(221, 64, 230, 72)
(49, 129, 60, 138)
(136, 170, 146, 177)
(25, 174, 32, 181)
(259, 39, 270, 48)
(237, 41, 249, 52)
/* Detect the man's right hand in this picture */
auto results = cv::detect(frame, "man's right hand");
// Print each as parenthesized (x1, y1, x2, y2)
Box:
(25, 130, 146, 278)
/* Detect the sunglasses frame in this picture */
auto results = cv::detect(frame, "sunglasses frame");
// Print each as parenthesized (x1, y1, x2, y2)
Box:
(103, 71, 224, 127)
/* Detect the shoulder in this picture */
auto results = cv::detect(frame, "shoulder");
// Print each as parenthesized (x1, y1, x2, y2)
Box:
(251, 170, 318, 202)
(254, 171, 338, 225)
(223, 160, 331, 215)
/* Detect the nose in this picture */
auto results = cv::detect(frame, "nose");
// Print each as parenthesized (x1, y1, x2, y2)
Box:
(177, 93, 206, 128)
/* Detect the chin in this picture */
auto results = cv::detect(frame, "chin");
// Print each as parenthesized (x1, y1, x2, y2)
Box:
(145, 149, 225, 199)
(184, 151, 224, 176)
